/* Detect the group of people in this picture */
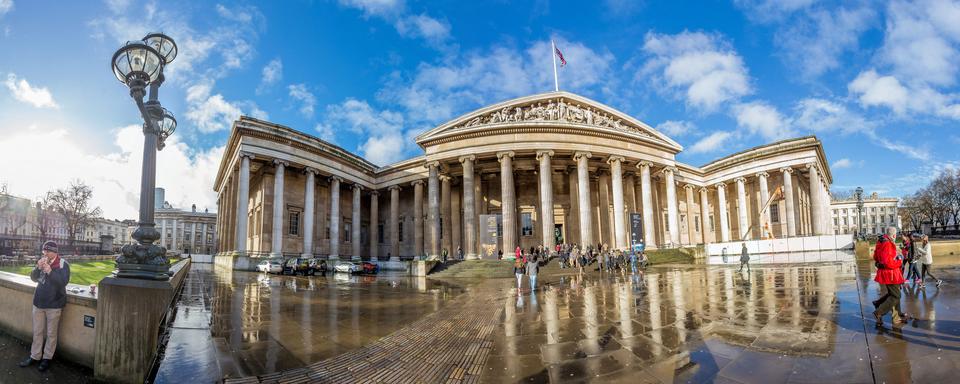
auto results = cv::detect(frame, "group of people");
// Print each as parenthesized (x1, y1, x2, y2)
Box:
(871, 227, 944, 327)
(510, 242, 651, 291)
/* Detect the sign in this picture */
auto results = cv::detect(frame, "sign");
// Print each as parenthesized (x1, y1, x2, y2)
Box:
(83, 315, 95, 328)
(478, 214, 502, 259)
(630, 213, 645, 249)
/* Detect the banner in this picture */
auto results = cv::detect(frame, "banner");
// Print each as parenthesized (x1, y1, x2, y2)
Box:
(630, 213, 645, 251)
(478, 214, 502, 259)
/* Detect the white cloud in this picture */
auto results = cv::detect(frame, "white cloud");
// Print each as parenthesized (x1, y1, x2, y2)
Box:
(0, 125, 222, 220)
(338, 0, 405, 18)
(776, 5, 875, 79)
(288, 83, 317, 118)
(732, 101, 792, 140)
(339, 0, 450, 47)
(394, 14, 450, 44)
(321, 98, 415, 165)
(881, 0, 960, 87)
(315, 123, 336, 143)
(689, 131, 734, 154)
(848, 70, 910, 113)
(640, 31, 752, 111)
(832, 158, 853, 169)
(655, 120, 695, 137)
(185, 81, 243, 133)
(4, 73, 59, 109)
(0, 0, 14, 16)
(259, 58, 282, 90)
(360, 133, 406, 165)
(216, 4, 254, 22)
(733, 0, 818, 22)
(793, 98, 874, 135)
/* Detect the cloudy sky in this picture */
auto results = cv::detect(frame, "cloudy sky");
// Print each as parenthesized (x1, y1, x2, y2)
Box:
(1, 0, 959, 220)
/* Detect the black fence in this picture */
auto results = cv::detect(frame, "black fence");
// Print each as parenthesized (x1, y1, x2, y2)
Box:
(930, 225, 960, 236)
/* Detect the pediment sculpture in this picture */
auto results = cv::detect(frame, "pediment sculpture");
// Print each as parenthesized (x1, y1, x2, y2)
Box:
(455, 98, 652, 138)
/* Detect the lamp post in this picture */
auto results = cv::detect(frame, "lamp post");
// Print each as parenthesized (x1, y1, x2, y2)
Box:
(112, 33, 178, 280)
(855, 187, 864, 241)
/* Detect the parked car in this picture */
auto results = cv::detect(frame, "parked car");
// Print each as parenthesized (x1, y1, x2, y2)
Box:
(257, 259, 283, 274)
(361, 261, 379, 274)
(334, 261, 361, 274)
(282, 258, 326, 276)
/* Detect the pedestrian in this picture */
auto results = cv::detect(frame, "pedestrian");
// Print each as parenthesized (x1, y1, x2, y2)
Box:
(498, 249, 503, 260)
(515, 246, 522, 262)
(905, 234, 922, 283)
(441, 248, 448, 262)
(526, 255, 539, 290)
(917, 235, 943, 288)
(738, 243, 750, 273)
(630, 250, 638, 274)
(514, 257, 525, 289)
(873, 230, 908, 326)
(18, 241, 71, 372)
(722, 247, 728, 264)
(899, 233, 911, 276)
(639, 251, 648, 269)
(457, 246, 463, 260)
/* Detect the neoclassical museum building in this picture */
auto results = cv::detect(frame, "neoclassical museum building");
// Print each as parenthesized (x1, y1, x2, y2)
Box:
(213, 92, 833, 263)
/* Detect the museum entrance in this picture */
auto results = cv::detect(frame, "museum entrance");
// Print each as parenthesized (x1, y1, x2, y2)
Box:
(554, 224, 563, 245)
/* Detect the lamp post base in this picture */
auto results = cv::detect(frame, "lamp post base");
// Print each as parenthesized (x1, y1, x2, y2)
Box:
(117, 243, 170, 280)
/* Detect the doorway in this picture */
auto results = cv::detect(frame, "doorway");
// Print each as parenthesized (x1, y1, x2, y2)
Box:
(554, 224, 564, 245)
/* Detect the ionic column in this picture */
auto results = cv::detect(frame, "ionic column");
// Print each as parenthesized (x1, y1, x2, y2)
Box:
(427, 162, 441, 260)
(716, 183, 730, 242)
(302, 168, 317, 257)
(352, 184, 362, 260)
(607, 156, 627, 249)
(756, 171, 770, 238)
(369, 191, 379, 261)
(201, 222, 208, 252)
(637, 161, 655, 248)
(235, 153, 252, 253)
(440, 175, 452, 255)
(537, 150, 556, 252)
(171, 219, 178, 252)
(735, 177, 749, 240)
(160, 219, 167, 247)
(270, 160, 288, 257)
(598, 172, 612, 246)
(389, 185, 400, 261)
(497, 151, 516, 255)
(684, 185, 696, 245)
(459, 156, 477, 259)
(699, 187, 710, 244)
(566, 168, 579, 245)
(191, 222, 197, 252)
(807, 164, 824, 235)
(329, 176, 342, 260)
(412, 180, 424, 257)
(624, 173, 637, 245)
(574, 152, 593, 247)
(663, 167, 680, 246)
(451, 186, 461, 255)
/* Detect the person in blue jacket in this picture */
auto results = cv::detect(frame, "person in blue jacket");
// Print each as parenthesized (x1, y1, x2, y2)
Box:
(18, 241, 70, 372)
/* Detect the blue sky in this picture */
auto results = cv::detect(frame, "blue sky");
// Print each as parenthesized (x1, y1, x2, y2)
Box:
(1, 0, 959, 219)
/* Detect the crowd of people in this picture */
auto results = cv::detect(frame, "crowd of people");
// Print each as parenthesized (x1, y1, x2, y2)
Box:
(508, 242, 649, 290)
(871, 227, 945, 327)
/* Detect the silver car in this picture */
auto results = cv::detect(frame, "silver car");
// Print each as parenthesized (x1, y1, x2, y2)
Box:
(257, 259, 283, 274)
(334, 261, 360, 274)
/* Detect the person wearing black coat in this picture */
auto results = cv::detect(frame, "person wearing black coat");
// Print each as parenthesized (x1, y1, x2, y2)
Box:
(18, 241, 71, 372)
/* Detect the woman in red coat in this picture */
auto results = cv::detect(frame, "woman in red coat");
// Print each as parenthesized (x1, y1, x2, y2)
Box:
(873, 233, 908, 326)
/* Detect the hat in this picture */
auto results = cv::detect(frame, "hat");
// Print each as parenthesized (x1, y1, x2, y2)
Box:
(42, 241, 58, 253)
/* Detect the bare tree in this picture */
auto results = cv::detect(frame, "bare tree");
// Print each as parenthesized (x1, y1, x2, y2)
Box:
(46, 180, 102, 250)
(31, 194, 57, 241)
(830, 189, 855, 200)
(900, 195, 924, 233)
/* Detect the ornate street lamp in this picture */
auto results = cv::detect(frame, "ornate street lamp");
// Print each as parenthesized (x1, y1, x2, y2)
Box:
(112, 33, 177, 280)
(855, 187, 865, 240)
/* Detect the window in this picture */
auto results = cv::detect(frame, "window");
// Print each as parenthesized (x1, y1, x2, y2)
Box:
(834, 218, 838, 226)
(842, 217, 847, 226)
(521, 213, 533, 236)
(345, 222, 352, 242)
(771, 204, 780, 223)
(378, 223, 384, 244)
(325, 222, 330, 239)
(288, 211, 300, 236)
(361, 224, 368, 245)
(709, 215, 715, 231)
(694, 215, 700, 232)
(871, 216, 876, 224)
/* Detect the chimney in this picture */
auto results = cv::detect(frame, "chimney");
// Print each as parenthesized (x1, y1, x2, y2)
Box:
(192, 204, 196, 213)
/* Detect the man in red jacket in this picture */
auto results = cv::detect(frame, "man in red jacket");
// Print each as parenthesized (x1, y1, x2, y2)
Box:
(873, 230, 907, 326)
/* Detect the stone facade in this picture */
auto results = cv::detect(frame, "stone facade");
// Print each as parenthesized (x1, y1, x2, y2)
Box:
(156, 200, 217, 255)
(830, 193, 900, 236)
(213, 91, 834, 260)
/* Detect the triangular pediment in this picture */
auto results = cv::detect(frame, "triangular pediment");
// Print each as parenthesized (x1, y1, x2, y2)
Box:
(416, 91, 683, 152)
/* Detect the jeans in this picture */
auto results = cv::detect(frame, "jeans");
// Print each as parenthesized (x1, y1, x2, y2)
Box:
(528, 275, 537, 290)
(31, 306, 62, 360)
(905, 262, 921, 281)
(516, 274, 523, 288)
(921, 264, 938, 281)
(874, 283, 903, 322)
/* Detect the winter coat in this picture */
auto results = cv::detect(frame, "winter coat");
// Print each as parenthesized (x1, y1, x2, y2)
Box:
(874, 237, 905, 285)
(30, 257, 71, 309)
(919, 242, 934, 265)
(740, 247, 750, 262)
(526, 260, 539, 276)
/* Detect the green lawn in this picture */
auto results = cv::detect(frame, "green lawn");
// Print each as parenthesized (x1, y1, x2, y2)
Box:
(0, 258, 181, 286)
(646, 248, 697, 265)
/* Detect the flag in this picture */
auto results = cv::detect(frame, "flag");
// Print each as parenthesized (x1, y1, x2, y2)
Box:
(555, 45, 566, 67)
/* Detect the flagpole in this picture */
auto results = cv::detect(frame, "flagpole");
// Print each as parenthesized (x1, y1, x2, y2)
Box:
(551, 39, 559, 92)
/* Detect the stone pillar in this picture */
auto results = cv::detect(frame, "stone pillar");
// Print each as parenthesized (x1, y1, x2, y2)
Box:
(699, 187, 710, 244)
(624, 173, 637, 245)
(170, 219, 178, 253)
(498, 151, 516, 255)
(607, 156, 627, 249)
(427, 162, 441, 260)
(637, 161, 656, 248)
(389, 185, 400, 261)
(684, 185, 696, 245)
(451, 186, 461, 256)
(235, 154, 252, 253)
(369, 191, 379, 261)
(160, 219, 167, 248)
(757, 171, 771, 238)
(329, 176, 342, 260)
(440, 175, 452, 256)
(270, 160, 288, 257)
(567, 168, 579, 245)
(716, 183, 730, 242)
(574, 152, 593, 247)
(597, 172, 611, 246)
(537, 150, 556, 252)
(352, 183, 362, 260)
(807, 163, 824, 235)
(664, 167, 680, 246)
(412, 180, 424, 257)
(302, 168, 317, 257)
(459, 156, 477, 259)
(201, 223, 207, 253)
(735, 177, 749, 240)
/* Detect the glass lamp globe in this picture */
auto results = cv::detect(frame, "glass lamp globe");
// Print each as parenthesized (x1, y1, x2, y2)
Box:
(158, 108, 177, 138)
(112, 41, 163, 85)
(143, 33, 178, 64)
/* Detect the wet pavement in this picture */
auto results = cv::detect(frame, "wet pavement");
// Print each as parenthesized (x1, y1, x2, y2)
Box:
(155, 264, 466, 383)
(0, 330, 94, 384)
(156, 257, 960, 383)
